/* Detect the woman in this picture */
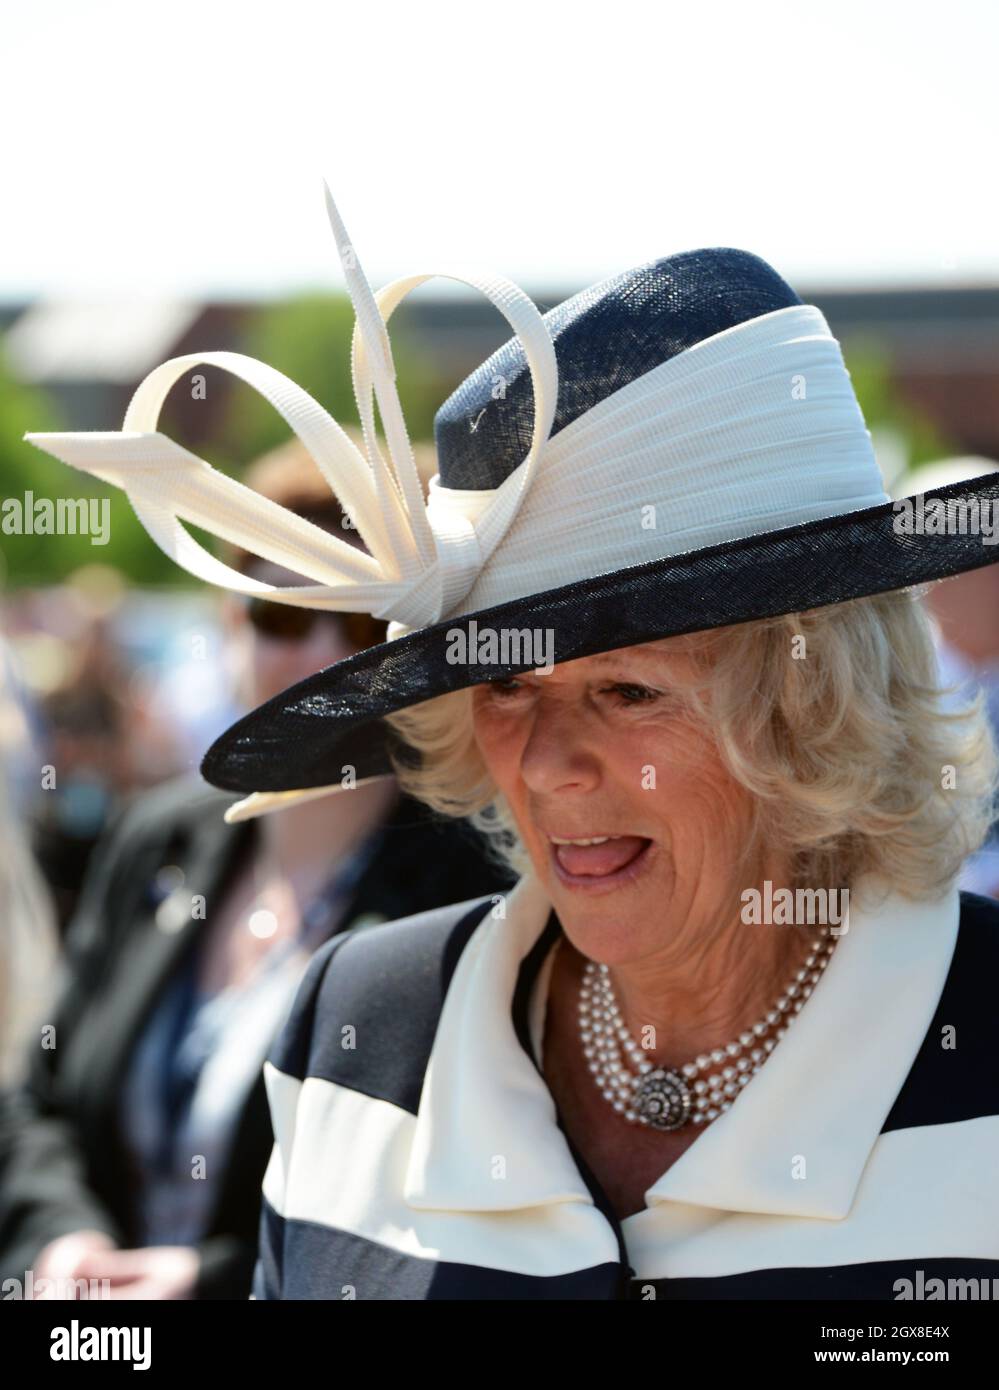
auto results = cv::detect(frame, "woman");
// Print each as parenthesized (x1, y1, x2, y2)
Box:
(0, 438, 509, 1300)
(25, 184, 999, 1299)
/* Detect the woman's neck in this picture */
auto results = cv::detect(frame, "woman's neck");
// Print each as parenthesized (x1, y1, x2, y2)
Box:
(584, 863, 819, 1068)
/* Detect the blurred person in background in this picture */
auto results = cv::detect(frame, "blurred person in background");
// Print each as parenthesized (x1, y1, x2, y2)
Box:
(0, 434, 513, 1299)
(896, 457, 999, 898)
(8, 568, 189, 935)
(30, 602, 132, 931)
(0, 629, 60, 1093)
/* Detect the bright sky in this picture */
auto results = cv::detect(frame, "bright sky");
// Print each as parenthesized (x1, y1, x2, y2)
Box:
(2, 0, 998, 301)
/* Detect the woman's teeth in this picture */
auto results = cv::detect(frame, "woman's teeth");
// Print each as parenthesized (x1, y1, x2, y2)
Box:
(549, 834, 651, 878)
(549, 835, 614, 846)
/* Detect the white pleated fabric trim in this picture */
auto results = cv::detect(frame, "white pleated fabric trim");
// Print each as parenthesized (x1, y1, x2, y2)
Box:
(23, 182, 888, 821)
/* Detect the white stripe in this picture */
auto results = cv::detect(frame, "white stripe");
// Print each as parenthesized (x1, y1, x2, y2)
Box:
(261, 1065, 620, 1277)
(625, 1115, 999, 1281)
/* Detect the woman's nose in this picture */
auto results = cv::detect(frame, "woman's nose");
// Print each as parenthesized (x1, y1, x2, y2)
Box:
(518, 697, 602, 795)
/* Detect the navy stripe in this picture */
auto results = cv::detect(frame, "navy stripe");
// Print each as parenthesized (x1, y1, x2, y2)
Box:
(882, 892, 999, 1133)
(263, 1209, 622, 1300)
(267, 898, 493, 1112)
(632, 1258, 999, 1301)
(252, 1195, 284, 1300)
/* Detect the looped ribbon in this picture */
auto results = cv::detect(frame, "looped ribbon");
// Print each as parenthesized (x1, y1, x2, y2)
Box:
(24, 181, 559, 638)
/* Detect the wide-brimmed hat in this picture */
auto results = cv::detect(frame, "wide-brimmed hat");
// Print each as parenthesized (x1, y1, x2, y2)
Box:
(26, 184, 999, 821)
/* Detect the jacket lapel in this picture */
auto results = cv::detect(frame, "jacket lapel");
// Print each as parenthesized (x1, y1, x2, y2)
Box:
(403, 870, 961, 1224)
(644, 876, 961, 1219)
(404, 873, 595, 1212)
(86, 797, 250, 1109)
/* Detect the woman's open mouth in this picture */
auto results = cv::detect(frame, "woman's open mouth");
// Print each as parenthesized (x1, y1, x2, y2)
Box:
(547, 833, 654, 893)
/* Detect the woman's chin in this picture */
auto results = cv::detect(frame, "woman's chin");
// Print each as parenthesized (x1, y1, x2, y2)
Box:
(532, 836, 676, 962)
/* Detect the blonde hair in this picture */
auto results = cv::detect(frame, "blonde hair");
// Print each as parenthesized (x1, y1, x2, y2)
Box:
(385, 589, 999, 901)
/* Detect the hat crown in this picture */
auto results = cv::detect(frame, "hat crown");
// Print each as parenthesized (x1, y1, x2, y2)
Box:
(434, 247, 803, 491)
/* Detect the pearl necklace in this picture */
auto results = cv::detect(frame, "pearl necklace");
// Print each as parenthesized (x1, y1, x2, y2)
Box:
(579, 928, 837, 1131)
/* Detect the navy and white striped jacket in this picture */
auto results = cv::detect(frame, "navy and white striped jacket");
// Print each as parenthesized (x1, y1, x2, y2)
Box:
(253, 872, 999, 1300)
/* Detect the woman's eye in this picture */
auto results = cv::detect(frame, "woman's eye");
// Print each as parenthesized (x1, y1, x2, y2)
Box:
(484, 677, 526, 697)
(605, 682, 660, 704)
(480, 678, 664, 705)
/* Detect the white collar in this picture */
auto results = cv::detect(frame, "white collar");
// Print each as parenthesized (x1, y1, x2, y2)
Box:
(404, 872, 960, 1219)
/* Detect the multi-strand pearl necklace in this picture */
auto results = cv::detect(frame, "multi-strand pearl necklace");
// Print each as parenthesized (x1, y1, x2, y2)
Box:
(579, 927, 837, 1131)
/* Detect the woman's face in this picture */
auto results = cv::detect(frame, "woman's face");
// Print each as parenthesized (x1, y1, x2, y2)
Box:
(471, 639, 760, 965)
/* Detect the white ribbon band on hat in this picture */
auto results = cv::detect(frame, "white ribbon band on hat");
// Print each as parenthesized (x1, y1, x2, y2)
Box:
(25, 183, 889, 821)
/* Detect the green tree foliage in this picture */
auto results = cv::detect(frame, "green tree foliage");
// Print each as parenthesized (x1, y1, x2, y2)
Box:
(844, 340, 953, 473)
(0, 352, 195, 588)
(1, 294, 445, 589)
(216, 292, 444, 472)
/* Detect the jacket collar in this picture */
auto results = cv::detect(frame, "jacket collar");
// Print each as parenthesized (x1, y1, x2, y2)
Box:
(404, 871, 960, 1219)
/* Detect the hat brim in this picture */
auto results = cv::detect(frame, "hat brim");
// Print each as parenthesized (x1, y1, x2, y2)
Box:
(200, 475, 999, 796)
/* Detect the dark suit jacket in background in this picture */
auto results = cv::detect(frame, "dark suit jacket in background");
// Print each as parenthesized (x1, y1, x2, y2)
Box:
(0, 774, 514, 1298)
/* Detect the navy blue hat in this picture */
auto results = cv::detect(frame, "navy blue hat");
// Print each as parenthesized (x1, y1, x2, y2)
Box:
(26, 187, 999, 817)
(197, 249, 999, 809)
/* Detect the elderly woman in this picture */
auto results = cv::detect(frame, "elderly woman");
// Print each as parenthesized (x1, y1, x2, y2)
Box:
(27, 186, 999, 1300)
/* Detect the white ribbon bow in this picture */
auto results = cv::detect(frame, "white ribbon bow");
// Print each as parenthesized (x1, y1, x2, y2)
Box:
(25, 182, 559, 639)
